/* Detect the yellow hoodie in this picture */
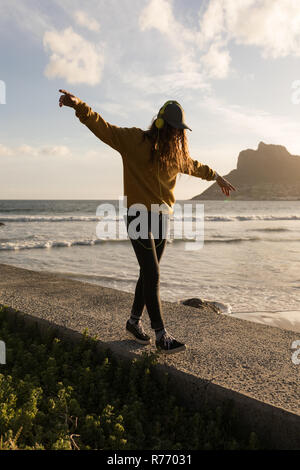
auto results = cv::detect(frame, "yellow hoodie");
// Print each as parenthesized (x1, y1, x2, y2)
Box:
(74, 100, 216, 214)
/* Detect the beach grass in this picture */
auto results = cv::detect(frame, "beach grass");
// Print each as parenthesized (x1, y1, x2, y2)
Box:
(0, 305, 260, 450)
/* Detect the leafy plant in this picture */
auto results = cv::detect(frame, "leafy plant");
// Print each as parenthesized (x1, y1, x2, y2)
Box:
(0, 306, 260, 450)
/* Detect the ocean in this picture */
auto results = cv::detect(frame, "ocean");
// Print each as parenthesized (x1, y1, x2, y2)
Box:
(0, 199, 299, 332)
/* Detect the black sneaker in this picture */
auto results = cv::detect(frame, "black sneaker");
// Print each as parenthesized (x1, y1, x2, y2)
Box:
(155, 332, 186, 354)
(126, 319, 151, 345)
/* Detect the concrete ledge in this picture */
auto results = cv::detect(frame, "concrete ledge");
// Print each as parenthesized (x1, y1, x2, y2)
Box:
(0, 263, 299, 449)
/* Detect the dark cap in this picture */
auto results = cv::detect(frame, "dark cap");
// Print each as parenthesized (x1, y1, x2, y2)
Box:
(163, 102, 192, 131)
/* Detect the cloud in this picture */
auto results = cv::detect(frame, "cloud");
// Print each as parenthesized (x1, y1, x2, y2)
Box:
(197, 0, 226, 45)
(1, 144, 72, 158)
(0, 0, 52, 41)
(139, 0, 196, 44)
(0, 144, 13, 157)
(138, 0, 231, 85)
(74, 10, 101, 32)
(138, 0, 300, 88)
(229, 0, 300, 58)
(200, 94, 300, 150)
(199, 0, 300, 59)
(38, 145, 72, 157)
(139, 0, 177, 38)
(121, 69, 210, 98)
(201, 41, 231, 79)
(43, 26, 105, 85)
(138, 0, 211, 92)
(95, 102, 129, 119)
(17, 144, 38, 156)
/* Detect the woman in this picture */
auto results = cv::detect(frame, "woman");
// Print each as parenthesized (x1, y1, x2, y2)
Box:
(59, 89, 236, 354)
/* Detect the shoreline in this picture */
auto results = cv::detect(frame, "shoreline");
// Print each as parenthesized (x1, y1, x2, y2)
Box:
(227, 309, 300, 334)
(35, 267, 300, 336)
(1, 262, 300, 335)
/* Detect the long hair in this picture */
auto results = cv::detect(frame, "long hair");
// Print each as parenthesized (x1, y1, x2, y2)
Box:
(141, 116, 195, 175)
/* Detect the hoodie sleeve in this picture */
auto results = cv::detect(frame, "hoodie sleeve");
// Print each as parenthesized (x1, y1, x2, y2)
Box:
(74, 99, 136, 155)
(181, 158, 216, 181)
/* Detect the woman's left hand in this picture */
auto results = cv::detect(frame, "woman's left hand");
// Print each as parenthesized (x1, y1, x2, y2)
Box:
(216, 175, 236, 197)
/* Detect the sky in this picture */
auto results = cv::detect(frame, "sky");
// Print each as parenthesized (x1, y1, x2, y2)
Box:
(1, 0, 300, 199)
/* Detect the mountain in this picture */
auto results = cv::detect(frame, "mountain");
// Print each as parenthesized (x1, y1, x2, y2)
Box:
(192, 141, 300, 200)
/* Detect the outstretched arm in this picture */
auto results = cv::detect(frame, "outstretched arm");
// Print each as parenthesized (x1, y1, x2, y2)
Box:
(58, 89, 134, 154)
(182, 158, 236, 197)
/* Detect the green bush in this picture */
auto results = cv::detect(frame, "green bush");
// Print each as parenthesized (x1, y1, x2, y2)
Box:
(0, 306, 260, 450)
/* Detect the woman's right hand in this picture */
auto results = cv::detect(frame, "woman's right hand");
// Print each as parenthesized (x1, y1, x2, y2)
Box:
(59, 89, 80, 109)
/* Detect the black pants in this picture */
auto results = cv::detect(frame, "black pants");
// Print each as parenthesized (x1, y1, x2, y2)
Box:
(125, 210, 169, 330)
